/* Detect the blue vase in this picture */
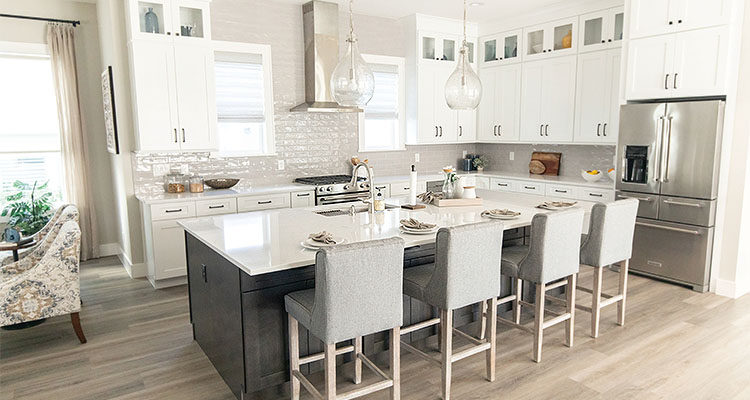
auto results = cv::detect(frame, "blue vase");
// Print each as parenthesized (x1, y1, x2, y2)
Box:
(144, 7, 160, 34)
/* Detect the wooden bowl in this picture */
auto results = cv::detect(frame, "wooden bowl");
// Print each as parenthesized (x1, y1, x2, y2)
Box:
(204, 178, 240, 189)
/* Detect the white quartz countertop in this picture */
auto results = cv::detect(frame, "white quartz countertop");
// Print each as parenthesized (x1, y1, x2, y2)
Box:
(178, 189, 593, 277)
(374, 171, 614, 189)
(136, 183, 313, 204)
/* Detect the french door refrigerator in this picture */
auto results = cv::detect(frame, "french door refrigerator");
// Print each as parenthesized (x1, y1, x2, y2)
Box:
(616, 100, 724, 292)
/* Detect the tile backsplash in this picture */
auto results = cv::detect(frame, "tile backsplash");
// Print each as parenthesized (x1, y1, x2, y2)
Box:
(479, 144, 617, 178)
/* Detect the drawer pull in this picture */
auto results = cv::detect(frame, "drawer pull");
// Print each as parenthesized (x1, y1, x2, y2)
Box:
(663, 199, 702, 208)
(636, 222, 700, 236)
(208, 205, 225, 209)
(524, 186, 536, 190)
(588, 193, 603, 198)
(296, 193, 310, 197)
(403, 187, 410, 190)
(257, 200, 273, 205)
(165, 209, 183, 213)
(497, 183, 508, 187)
(554, 190, 567, 193)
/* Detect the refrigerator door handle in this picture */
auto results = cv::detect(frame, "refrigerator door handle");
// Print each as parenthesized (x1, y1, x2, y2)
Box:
(654, 116, 665, 183)
(617, 194, 655, 202)
(662, 116, 673, 183)
(636, 222, 701, 236)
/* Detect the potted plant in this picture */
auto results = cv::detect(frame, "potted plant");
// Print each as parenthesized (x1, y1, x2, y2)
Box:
(473, 155, 488, 172)
(1, 181, 54, 241)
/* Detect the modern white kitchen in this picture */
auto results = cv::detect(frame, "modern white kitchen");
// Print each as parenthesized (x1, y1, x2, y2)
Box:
(2, 0, 750, 399)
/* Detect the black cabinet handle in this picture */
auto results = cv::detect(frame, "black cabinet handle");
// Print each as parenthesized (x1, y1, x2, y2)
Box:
(165, 209, 183, 213)
(608, 39, 612, 42)
(540, 124, 544, 136)
(673, 73, 678, 89)
(597, 123, 602, 136)
(524, 186, 536, 190)
(669, 21, 673, 25)
(498, 125, 502, 136)
(201, 264, 207, 283)
(589, 193, 603, 197)
(440, 126, 443, 137)
(603, 123, 608, 136)
(545, 124, 549, 136)
(173, 128, 178, 143)
(208, 205, 225, 209)
(296, 193, 310, 197)
(435, 126, 439, 137)
(258, 200, 273, 205)
(497, 183, 508, 187)
(678, 19, 682, 24)
(601, 40, 605, 43)
(459, 125, 463, 136)
(665, 74, 670, 90)
(555, 190, 567, 193)
(181, 128, 186, 143)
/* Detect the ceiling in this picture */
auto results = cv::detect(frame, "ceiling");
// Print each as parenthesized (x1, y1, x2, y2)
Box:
(272, 0, 576, 24)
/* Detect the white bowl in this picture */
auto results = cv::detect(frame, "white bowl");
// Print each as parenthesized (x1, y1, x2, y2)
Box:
(581, 170, 603, 182)
(608, 169, 616, 181)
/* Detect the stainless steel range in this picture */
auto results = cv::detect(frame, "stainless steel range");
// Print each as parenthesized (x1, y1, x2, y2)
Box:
(294, 175, 371, 206)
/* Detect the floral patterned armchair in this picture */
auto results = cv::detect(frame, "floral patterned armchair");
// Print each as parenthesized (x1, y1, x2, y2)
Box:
(1, 204, 78, 267)
(0, 220, 86, 343)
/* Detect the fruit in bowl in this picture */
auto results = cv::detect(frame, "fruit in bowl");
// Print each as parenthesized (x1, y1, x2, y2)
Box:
(608, 168, 616, 181)
(581, 169, 603, 182)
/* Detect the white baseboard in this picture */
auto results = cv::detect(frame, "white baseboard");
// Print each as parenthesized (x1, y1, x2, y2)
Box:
(117, 247, 147, 279)
(715, 279, 750, 299)
(99, 242, 120, 257)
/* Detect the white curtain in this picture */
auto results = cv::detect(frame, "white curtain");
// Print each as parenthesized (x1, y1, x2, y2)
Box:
(47, 24, 99, 261)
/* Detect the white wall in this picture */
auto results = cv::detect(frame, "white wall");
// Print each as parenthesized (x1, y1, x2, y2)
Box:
(0, 0, 119, 254)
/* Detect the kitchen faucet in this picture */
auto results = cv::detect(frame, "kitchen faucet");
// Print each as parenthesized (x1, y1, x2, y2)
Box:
(350, 162, 375, 214)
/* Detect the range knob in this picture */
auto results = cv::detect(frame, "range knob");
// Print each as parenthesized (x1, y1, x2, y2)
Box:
(343, 184, 351, 190)
(326, 186, 334, 192)
(361, 182, 370, 189)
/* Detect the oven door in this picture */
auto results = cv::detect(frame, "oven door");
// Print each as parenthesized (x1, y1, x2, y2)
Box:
(317, 192, 370, 206)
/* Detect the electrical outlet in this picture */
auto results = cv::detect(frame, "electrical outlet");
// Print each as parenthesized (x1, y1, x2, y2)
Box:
(415, 153, 420, 162)
(509, 152, 515, 161)
(277, 160, 285, 170)
(462, 150, 468, 158)
(152, 164, 169, 177)
(179, 165, 190, 174)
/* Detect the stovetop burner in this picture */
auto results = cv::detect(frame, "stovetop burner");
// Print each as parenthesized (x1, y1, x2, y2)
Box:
(294, 175, 363, 186)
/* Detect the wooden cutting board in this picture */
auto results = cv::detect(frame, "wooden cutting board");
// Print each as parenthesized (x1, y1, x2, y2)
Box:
(529, 152, 561, 176)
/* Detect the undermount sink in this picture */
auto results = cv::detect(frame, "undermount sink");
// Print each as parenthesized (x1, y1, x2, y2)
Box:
(314, 204, 399, 217)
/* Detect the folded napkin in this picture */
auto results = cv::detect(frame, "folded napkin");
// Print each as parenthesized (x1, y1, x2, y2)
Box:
(400, 218, 437, 230)
(308, 231, 336, 244)
(481, 209, 521, 217)
(417, 191, 443, 204)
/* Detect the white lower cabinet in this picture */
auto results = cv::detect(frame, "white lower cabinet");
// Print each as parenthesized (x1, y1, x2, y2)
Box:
(237, 193, 290, 212)
(490, 178, 516, 192)
(150, 219, 190, 281)
(195, 198, 237, 216)
(517, 182, 545, 195)
(546, 184, 579, 199)
(290, 191, 315, 208)
(475, 176, 491, 190)
(578, 188, 615, 202)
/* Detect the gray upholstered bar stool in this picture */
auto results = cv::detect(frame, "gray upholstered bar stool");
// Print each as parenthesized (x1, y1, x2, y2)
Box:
(400, 221, 504, 400)
(285, 237, 405, 400)
(578, 199, 639, 338)
(492, 209, 585, 363)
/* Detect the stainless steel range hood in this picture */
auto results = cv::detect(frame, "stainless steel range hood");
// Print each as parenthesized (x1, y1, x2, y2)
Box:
(290, 1, 361, 112)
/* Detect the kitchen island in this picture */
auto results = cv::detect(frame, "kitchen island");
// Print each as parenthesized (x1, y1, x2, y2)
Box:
(179, 190, 594, 399)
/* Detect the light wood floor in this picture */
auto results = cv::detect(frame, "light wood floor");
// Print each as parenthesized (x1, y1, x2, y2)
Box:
(2, 256, 750, 400)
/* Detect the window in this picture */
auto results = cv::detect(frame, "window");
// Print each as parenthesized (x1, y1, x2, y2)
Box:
(0, 43, 64, 204)
(212, 41, 275, 156)
(359, 55, 406, 152)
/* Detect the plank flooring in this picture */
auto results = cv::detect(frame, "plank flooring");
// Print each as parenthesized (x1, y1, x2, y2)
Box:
(2, 256, 750, 399)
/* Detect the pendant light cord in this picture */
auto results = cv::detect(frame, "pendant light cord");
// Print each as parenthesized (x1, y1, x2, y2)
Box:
(349, 0, 354, 40)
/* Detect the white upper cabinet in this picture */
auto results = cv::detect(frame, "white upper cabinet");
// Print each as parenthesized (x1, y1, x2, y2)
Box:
(574, 49, 621, 143)
(457, 109, 477, 142)
(625, 25, 728, 99)
(420, 32, 476, 67)
(521, 56, 576, 142)
(579, 7, 625, 53)
(480, 29, 522, 66)
(523, 17, 578, 61)
(477, 64, 521, 142)
(172, 44, 216, 150)
(628, 0, 731, 40)
(127, 0, 211, 41)
(415, 65, 457, 143)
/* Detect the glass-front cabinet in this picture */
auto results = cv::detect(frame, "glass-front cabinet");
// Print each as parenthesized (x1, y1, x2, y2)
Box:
(480, 29, 521, 66)
(523, 17, 578, 60)
(128, 0, 211, 41)
(579, 6, 625, 53)
(419, 32, 476, 66)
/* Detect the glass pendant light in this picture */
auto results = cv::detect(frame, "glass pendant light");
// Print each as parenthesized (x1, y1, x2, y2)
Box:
(330, 0, 374, 107)
(445, 0, 482, 110)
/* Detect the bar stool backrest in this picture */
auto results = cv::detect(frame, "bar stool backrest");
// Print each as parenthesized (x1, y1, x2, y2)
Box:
(426, 221, 505, 310)
(311, 237, 405, 344)
(521, 209, 585, 283)
(581, 199, 639, 267)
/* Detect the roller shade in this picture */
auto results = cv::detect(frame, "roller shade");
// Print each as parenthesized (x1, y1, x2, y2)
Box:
(214, 61, 265, 123)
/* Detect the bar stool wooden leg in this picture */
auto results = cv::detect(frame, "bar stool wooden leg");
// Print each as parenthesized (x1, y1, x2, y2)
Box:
(354, 336, 363, 384)
(324, 344, 336, 400)
(485, 297, 498, 382)
(533, 282, 545, 363)
(479, 300, 487, 340)
(288, 315, 300, 400)
(591, 266, 603, 338)
(565, 274, 577, 347)
(440, 309, 453, 400)
(390, 327, 401, 400)
(513, 278, 522, 324)
(617, 259, 629, 326)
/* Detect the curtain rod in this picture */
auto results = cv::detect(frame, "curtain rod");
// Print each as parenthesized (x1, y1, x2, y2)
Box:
(0, 13, 80, 27)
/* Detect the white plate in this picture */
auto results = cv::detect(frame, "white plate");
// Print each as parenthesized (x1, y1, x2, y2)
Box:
(483, 213, 521, 220)
(399, 228, 437, 235)
(400, 225, 438, 233)
(302, 237, 347, 249)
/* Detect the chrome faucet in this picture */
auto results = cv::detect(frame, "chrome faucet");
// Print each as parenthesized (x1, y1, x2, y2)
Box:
(351, 162, 375, 214)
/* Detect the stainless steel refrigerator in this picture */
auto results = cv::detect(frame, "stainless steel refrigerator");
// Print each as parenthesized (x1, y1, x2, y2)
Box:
(616, 100, 724, 292)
